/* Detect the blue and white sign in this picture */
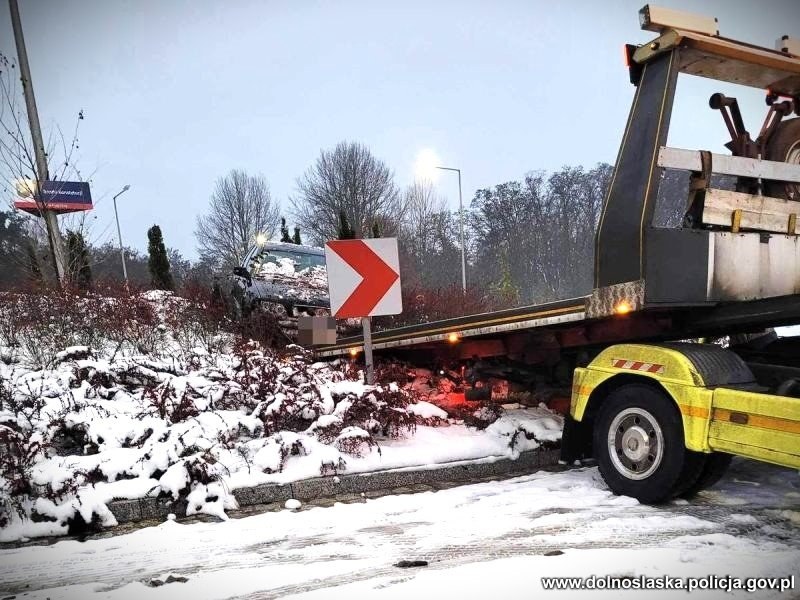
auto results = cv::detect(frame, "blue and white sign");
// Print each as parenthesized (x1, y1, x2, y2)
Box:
(15, 180, 93, 214)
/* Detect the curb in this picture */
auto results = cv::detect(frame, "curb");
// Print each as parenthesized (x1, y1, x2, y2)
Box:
(108, 447, 560, 524)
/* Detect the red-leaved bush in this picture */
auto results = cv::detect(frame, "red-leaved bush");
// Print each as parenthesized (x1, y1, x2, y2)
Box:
(373, 283, 517, 330)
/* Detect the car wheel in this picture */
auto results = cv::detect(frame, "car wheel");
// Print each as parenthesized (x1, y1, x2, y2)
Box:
(594, 384, 690, 504)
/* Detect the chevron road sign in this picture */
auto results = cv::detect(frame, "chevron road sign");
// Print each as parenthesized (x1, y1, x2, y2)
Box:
(324, 238, 403, 384)
(324, 238, 402, 318)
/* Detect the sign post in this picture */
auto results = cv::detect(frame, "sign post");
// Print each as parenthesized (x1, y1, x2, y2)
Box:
(361, 317, 375, 385)
(324, 238, 402, 385)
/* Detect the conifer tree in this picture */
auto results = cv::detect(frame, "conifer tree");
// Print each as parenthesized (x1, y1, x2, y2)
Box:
(292, 227, 302, 245)
(491, 243, 520, 305)
(26, 242, 42, 284)
(147, 225, 174, 290)
(66, 230, 92, 290)
(280, 217, 292, 243)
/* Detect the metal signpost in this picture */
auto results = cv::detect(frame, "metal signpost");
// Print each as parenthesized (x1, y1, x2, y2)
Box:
(324, 238, 402, 384)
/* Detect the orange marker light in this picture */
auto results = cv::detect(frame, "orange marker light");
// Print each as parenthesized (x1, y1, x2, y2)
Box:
(448, 332, 460, 343)
(349, 348, 359, 357)
(615, 301, 632, 315)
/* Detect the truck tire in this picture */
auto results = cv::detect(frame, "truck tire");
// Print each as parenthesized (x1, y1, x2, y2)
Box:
(593, 384, 693, 504)
(764, 117, 800, 201)
(679, 452, 733, 498)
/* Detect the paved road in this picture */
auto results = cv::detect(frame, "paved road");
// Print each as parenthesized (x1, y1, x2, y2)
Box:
(1, 458, 798, 599)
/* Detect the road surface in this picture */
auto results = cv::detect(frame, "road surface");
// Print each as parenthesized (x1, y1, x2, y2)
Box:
(1, 458, 798, 599)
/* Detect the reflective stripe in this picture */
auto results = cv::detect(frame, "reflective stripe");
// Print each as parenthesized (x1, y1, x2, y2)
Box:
(573, 385, 593, 397)
(679, 404, 710, 419)
(611, 358, 665, 374)
(713, 408, 800, 435)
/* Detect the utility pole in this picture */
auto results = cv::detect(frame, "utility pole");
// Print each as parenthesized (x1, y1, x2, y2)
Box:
(9, 0, 67, 286)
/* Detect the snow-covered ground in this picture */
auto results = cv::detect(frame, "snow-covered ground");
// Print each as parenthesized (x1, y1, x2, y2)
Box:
(0, 458, 797, 599)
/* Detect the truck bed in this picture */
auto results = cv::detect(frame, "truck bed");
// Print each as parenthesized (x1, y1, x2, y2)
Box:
(315, 293, 800, 360)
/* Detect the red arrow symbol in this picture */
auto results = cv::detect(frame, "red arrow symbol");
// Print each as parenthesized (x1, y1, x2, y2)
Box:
(327, 240, 399, 318)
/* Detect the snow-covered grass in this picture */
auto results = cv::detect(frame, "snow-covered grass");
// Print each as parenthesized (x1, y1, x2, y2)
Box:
(0, 288, 563, 542)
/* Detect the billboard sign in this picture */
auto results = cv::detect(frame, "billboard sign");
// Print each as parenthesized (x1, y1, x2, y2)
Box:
(14, 180, 93, 215)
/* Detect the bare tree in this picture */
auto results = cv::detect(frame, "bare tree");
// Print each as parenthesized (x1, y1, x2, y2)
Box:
(398, 181, 462, 288)
(0, 52, 88, 286)
(195, 169, 280, 270)
(470, 163, 612, 304)
(292, 141, 404, 244)
(402, 181, 446, 254)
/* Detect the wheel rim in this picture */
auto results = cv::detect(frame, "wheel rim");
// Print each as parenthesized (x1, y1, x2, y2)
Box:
(607, 407, 664, 480)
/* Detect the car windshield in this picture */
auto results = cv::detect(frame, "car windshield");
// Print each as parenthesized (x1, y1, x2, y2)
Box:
(263, 249, 325, 271)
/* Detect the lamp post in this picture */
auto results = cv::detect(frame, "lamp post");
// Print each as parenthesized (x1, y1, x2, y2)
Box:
(112, 185, 131, 284)
(435, 166, 467, 294)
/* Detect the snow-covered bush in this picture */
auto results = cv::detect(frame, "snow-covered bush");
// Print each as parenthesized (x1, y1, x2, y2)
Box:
(0, 330, 441, 538)
(333, 426, 378, 457)
(161, 283, 233, 359)
(448, 396, 503, 430)
(234, 310, 288, 351)
(0, 286, 564, 541)
(0, 371, 83, 530)
(0, 286, 168, 368)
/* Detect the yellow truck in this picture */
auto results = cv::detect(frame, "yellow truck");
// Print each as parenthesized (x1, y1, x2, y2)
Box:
(318, 6, 800, 503)
(569, 342, 799, 503)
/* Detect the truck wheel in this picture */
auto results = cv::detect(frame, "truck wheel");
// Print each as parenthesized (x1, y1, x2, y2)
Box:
(594, 384, 689, 504)
(764, 117, 800, 201)
(679, 452, 733, 498)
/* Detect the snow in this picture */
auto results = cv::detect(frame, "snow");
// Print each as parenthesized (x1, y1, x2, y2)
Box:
(729, 513, 759, 525)
(284, 545, 797, 599)
(0, 290, 564, 541)
(406, 400, 448, 420)
(54, 346, 92, 362)
(285, 498, 301, 510)
(776, 325, 800, 337)
(256, 258, 329, 302)
(0, 458, 797, 600)
(185, 482, 238, 521)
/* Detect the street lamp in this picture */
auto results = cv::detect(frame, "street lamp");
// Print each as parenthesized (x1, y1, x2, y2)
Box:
(112, 184, 131, 284)
(415, 150, 467, 294)
(435, 166, 466, 295)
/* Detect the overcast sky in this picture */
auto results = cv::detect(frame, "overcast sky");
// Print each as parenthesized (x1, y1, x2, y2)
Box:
(0, 0, 797, 258)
